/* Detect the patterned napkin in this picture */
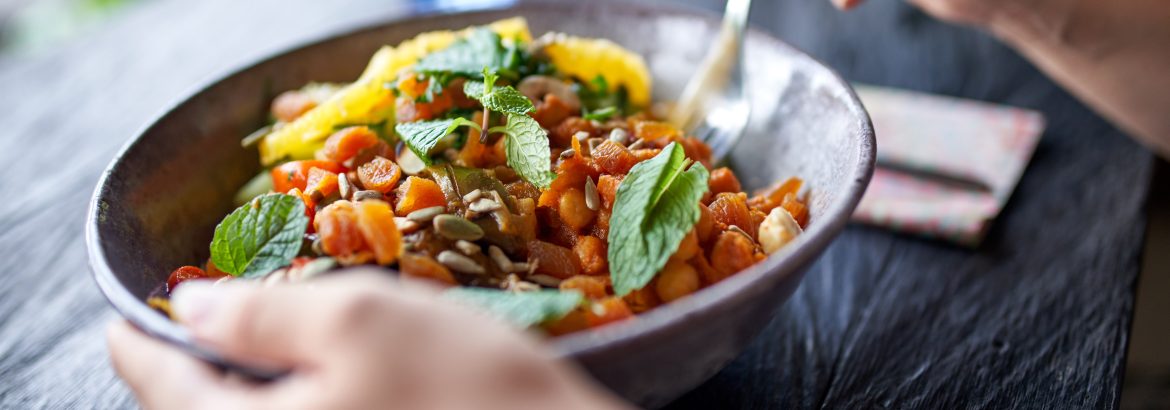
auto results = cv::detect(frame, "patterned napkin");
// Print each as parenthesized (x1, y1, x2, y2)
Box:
(851, 85, 1045, 246)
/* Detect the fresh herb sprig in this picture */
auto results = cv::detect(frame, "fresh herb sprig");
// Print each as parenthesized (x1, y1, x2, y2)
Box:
(443, 288, 584, 328)
(393, 118, 482, 165)
(607, 143, 710, 296)
(210, 194, 310, 278)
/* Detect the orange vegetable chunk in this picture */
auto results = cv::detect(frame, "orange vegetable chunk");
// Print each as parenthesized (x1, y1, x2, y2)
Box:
(394, 176, 446, 216)
(319, 126, 379, 163)
(357, 156, 403, 194)
(399, 253, 457, 286)
(586, 297, 634, 327)
(527, 240, 581, 279)
(354, 200, 402, 265)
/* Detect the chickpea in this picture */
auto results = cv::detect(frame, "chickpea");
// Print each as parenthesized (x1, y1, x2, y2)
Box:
(558, 188, 596, 230)
(696, 204, 715, 244)
(656, 259, 701, 303)
(573, 236, 608, 275)
(670, 231, 699, 263)
(560, 275, 609, 299)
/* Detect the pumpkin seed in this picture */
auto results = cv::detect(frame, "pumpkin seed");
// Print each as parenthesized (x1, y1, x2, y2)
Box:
(437, 250, 485, 275)
(394, 217, 421, 234)
(353, 190, 383, 201)
(468, 198, 501, 213)
(584, 176, 600, 211)
(407, 206, 445, 222)
(434, 214, 484, 241)
(609, 128, 629, 144)
(397, 149, 426, 175)
(455, 240, 480, 256)
(528, 274, 562, 287)
(488, 245, 513, 271)
(299, 257, 337, 279)
(338, 173, 352, 200)
(462, 189, 483, 204)
(559, 149, 575, 159)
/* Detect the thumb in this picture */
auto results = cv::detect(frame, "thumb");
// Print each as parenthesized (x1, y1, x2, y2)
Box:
(171, 270, 397, 367)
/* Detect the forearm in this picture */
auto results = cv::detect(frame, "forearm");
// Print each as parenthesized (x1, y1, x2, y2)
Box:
(986, 0, 1170, 157)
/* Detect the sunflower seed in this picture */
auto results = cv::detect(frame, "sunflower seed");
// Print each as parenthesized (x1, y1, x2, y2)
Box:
(609, 128, 629, 144)
(353, 190, 383, 201)
(574, 131, 590, 142)
(512, 262, 532, 274)
(455, 240, 480, 256)
(727, 225, 754, 241)
(627, 139, 645, 150)
(462, 189, 483, 203)
(488, 245, 513, 271)
(528, 274, 562, 287)
(394, 217, 421, 234)
(559, 149, 575, 159)
(437, 250, 485, 275)
(502, 274, 539, 292)
(407, 206, 445, 222)
(468, 198, 501, 213)
(584, 176, 600, 211)
(338, 173, 352, 200)
(434, 214, 484, 241)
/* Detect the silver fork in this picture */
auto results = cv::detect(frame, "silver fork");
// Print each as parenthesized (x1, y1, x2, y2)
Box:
(668, 0, 752, 164)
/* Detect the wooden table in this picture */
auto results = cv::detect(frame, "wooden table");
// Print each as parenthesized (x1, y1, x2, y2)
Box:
(0, 0, 1150, 408)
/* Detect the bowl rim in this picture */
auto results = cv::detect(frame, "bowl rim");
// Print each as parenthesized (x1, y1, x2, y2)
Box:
(86, 0, 875, 363)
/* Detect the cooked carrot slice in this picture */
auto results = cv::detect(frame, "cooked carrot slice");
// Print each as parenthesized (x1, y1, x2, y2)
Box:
(544, 308, 590, 336)
(357, 156, 403, 194)
(271, 160, 344, 194)
(707, 231, 756, 284)
(550, 117, 595, 147)
(749, 177, 803, 213)
(781, 192, 809, 228)
(319, 126, 379, 163)
(532, 94, 574, 129)
(394, 176, 446, 216)
(271, 90, 317, 123)
(354, 200, 402, 265)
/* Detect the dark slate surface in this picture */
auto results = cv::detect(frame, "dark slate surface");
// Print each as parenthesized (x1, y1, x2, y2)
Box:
(0, 0, 1150, 408)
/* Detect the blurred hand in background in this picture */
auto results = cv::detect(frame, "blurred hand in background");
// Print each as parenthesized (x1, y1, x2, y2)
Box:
(836, 0, 1170, 158)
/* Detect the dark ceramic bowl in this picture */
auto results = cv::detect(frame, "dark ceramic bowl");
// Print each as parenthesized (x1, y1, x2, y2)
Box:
(86, 1, 874, 407)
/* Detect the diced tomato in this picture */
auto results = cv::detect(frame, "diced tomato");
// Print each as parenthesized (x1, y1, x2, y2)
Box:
(271, 160, 345, 194)
(166, 266, 208, 293)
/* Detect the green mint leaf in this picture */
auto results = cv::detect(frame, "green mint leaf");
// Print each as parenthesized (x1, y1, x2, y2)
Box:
(582, 106, 617, 122)
(394, 118, 481, 165)
(211, 194, 309, 278)
(463, 68, 534, 116)
(500, 115, 555, 188)
(608, 143, 710, 296)
(415, 28, 507, 78)
(443, 288, 583, 328)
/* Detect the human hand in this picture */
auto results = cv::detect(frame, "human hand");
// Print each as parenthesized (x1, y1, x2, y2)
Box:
(107, 269, 628, 410)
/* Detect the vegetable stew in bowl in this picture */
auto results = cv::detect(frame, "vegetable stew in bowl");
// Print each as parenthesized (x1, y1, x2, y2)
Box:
(150, 17, 809, 335)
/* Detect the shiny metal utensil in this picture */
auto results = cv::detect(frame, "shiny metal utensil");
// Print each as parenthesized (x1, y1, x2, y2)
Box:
(668, 0, 752, 164)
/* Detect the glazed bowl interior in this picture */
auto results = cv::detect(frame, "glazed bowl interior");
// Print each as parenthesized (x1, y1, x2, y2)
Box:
(88, 1, 873, 407)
